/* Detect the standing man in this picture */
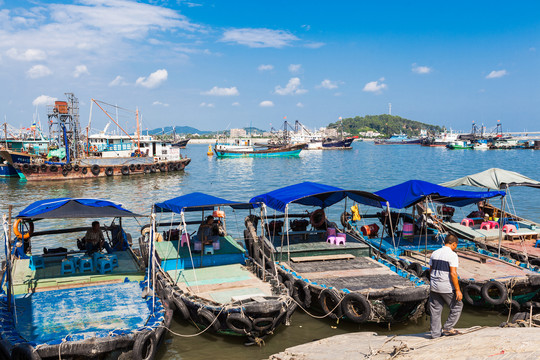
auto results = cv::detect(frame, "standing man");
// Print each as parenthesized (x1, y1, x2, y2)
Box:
(429, 234, 463, 338)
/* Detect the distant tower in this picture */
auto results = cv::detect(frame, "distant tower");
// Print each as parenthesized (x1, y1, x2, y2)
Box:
(388, 103, 392, 115)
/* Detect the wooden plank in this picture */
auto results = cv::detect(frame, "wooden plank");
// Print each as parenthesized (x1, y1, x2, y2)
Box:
(291, 254, 355, 263)
(455, 250, 488, 264)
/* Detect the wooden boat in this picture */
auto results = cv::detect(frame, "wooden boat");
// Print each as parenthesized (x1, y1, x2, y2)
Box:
(0, 198, 172, 359)
(214, 138, 305, 158)
(348, 179, 540, 311)
(246, 182, 429, 324)
(139, 193, 295, 342)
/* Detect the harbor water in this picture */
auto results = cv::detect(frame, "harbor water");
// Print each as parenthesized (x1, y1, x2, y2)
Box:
(1, 142, 539, 359)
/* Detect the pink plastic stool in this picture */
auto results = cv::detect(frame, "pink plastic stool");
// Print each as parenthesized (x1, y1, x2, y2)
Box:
(213, 240, 220, 250)
(503, 224, 517, 233)
(327, 228, 337, 237)
(461, 218, 474, 227)
(326, 236, 336, 245)
(480, 222, 491, 230)
(181, 233, 190, 247)
(487, 220, 499, 229)
(335, 233, 346, 245)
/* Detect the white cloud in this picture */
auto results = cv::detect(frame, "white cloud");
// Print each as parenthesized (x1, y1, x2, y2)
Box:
(6, 48, 46, 61)
(275, 77, 307, 95)
(221, 28, 299, 48)
(32, 95, 57, 106)
(412, 64, 432, 74)
(259, 100, 274, 107)
(109, 75, 128, 87)
(136, 69, 168, 88)
(318, 79, 338, 89)
(304, 42, 325, 49)
(363, 78, 387, 94)
(486, 70, 507, 79)
(26, 64, 52, 78)
(73, 64, 89, 78)
(153, 101, 169, 107)
(232, 102, 240, 106)
(202, 86, 239, 96)
(199, 102, 215, 108)
(258, 64, 274, 71)
(288, 64, 302, 74)
(296, 102, 304, 108)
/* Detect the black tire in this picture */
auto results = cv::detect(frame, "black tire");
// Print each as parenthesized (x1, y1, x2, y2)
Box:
(463, 284, 483, 306)
(136, 164, 142, 170)
(73, 164, 80, 172)
(272, 308, 288, 328)
(340, 211, 352, 229)
(529, 258, 540, 266)
(129, 164, 136, 172)
(121, 166, 130, 175)
(91, 164, 100, 176)
(481, 281, 508, 306)
(292, 279, 312, 308)
(282, 273, 295, 296)
(508, 299, 520, 312)
(64, 163, 72, 171)
(22, 163, 30, 171)
(40, 164, 47, 172)
(420, 269, 430, 281)
(172, 296, 190, 320)
(511, 312, 530, 323)
(31, 164, 39, 173)
(252, 317, 274, 332)
(144, 166, 150, 174)
(197, 308, 220, 332)
(132, 330, 157, 360)
(318, 288, 342, 320)
(10, 343, 41, 360)
(407, 262, 423, 277)
(341, 292, 370, 323)
(105, 167, 114, 176)
(168, 163, 175, 172)
(226, 313, 253, 335)
(49, 164, 58, 172)
(150, 165, 157, 173)
(62, 168, 69, 176)
(81, 167, 88, 175)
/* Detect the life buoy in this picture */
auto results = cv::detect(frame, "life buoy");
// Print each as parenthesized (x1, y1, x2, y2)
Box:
(292, 279, 312, 308)
(341, 293, 370, 323)
(318, 288, 342, 320)
(481, 281, 508, 306)
(91, 164, 100, 176)
(226, 313, 252, 334)
(172, 296, 190, 320)
(197, 308, 220, 332)
(49, 164, 58, 172)
(132, 330, 157, 360)
(92, 145, 97, 152)
(81, 167, 88, 175)
(40, 164, 47, 172)
(251, 317, 274, 332)
(105, 167, 114, 176)
(13, 219, 34, 240)
(310, 209, 326, 229)
(10, 343, 41, 360)
(121, 166, 130, 175)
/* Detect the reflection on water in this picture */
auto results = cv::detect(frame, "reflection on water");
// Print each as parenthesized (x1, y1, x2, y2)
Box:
(1, 142, 539, 359)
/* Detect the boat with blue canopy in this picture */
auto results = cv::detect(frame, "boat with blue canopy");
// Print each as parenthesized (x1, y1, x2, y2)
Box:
(139, 192, 296, 343)
(245, 182, 430, 324)
(0, 198, 171, 360)
(345, 180, 540, 311)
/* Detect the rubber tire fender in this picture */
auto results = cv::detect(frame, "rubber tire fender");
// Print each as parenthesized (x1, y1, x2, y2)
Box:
(132, 330, 157, 360)
(136, 164, 142, 170)
(197, 308, 220, 332)
(64, 163, 72, 171)
(282, 272, 295, 296)
(407, 262, 423, 277)
(318, 288, 343, 320)
(310, 209, 326, 229)
(271, 308, 288, 328)
(49, 164, 58, 172)
(40, 164, 47, 172)
(292, 279, 312, 308)
(62, 168, 69, 176)
(172, 295, 190, 320)
(105, 167, 114, 176)
(10, 343, 41, 360)
(481, 281, 508, 306)
(341, 292, 371, 323)
(129, 164, 136, 172)
(91, 164, 100, 176)
(144, 166, 150, 174)
(251, 317, 274, 332)
(73, 164, 80, 172)
(463, 284, 483, 306)
(159, 163, 167, 172)
(121, 166, 130, 175)
(150, 165, 157, 173)
(225, 313, 253, 335)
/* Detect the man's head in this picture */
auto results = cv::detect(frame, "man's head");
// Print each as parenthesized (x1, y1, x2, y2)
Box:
(444, 234, 458, 250)
(92, 221, 100, 231)
(206, 216, 214, 224)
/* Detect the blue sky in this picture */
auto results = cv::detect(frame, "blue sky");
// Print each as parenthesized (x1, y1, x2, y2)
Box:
(0, 0, 538, 134)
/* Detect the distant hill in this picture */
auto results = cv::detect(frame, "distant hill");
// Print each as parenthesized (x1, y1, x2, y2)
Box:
(145, 126, 267, 136)
(328, 115, 443, 137)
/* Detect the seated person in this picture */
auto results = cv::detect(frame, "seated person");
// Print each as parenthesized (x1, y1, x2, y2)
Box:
(197, 216, 225, 245)
(79, 221, 112, 254)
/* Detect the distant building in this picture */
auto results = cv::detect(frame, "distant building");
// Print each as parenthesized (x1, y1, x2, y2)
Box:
(324, 128, 338, 137)
(358, 131, 381, 138)
(262, 131, 273, 137)
(230, 128, 247, 138)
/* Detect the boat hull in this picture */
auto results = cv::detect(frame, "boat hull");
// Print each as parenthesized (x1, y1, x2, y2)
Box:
(321, 137, 354, 149)
(214, 144, 304, 158)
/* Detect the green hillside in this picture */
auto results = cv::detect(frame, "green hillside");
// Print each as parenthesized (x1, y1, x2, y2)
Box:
(328, 115, 443, 137)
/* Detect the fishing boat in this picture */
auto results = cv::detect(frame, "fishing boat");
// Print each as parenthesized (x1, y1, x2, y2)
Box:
(245, 182, 429, 324)
(472, 141, 490, 150)
(440, 168, 540, 265)
(0, 198, 172, 359)
(374, 133, 422, 145)
(214, 137, 305, 158)
(268, 121, 354, 150)
(422, 130, 460, 147)
(446, 140, 473, 149)
(139, 193, 295, 343)
(346, 180, 540, 310)
(172, 138, 190, 148)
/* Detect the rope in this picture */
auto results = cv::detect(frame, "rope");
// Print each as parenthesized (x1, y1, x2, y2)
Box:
(157, 303, 228, 338)
(287, 293, 346, 320)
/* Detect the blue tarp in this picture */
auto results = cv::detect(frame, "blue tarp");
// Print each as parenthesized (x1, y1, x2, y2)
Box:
(249, 181, 385, 212)
(155, 192, 257, 214)
(375, 180, 505, 209)
(16, 198, 141, 219)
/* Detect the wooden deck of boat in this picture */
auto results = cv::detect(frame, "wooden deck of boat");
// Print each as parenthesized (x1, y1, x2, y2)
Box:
(282, 257, 415, 292)
(444, 221, 540, 242)
(494, 241, 540, 257)
(166, 264, 273, 304)
(11, 250, 143, 295)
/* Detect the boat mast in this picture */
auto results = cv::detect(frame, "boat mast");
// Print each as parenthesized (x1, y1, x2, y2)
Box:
(136, 107, 141, 152)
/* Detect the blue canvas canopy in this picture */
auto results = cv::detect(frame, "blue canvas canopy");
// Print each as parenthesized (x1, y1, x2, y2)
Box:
(16, 198, 142, 219)
(375, 180, 505, 209)
(154, 192, 258, 214)
(249, 181, 385, 212)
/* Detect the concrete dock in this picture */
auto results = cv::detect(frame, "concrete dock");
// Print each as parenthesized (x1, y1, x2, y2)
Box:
(268, 327, 540, 359)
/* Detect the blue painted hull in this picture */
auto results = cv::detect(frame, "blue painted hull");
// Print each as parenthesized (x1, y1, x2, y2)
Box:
(0, 164, 18, 177)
